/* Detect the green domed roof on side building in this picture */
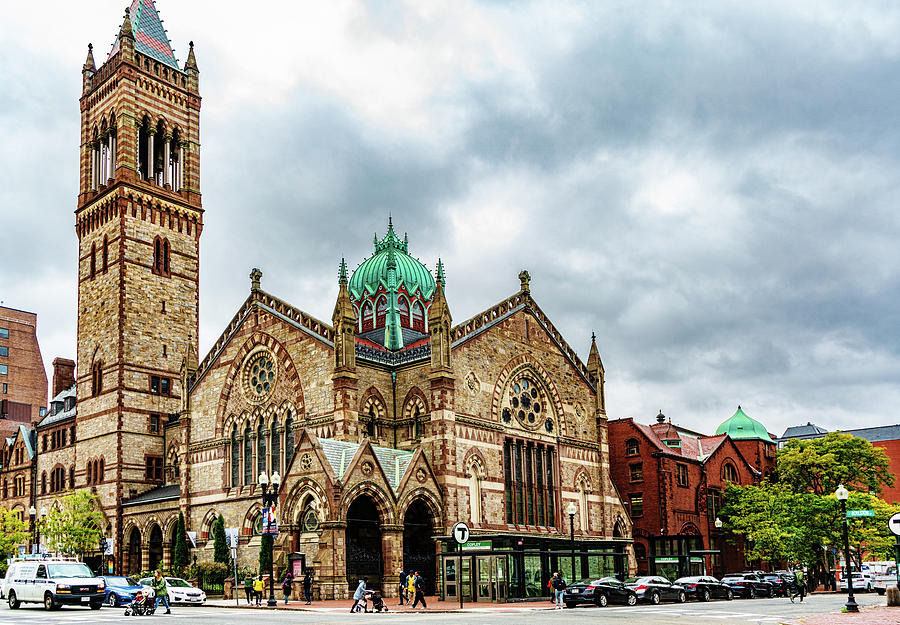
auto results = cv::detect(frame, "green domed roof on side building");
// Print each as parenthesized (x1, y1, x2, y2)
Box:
(348, 220, 436, 302)
(715, 406, 772, 442)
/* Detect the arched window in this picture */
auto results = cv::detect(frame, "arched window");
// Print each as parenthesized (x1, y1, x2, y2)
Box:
(398, 297, 410, 327)
(375, 297, 387, 328)
(625, 438, 640, 456)
(467, 460, 483, 524)
(90, 243, 97, 279)
(256, 423, 266, 478)
(138, 116, 151, 180)
(271, 419, 280, 475)
(411, 301, 425, 332)
(87, 461, 93, 485)
(230, 427, 239, 487)
(168, 129, 183, 191)
(69, 466, 75, 489)
(91, 360, 103, 397)
(98, 458, 104, 483)
(163, 239, 170, 274)
(243, 424, 252, 485)
(722, 462, 738, 483)
(284, 412, 294, 462)
(41, 472, 46, 494)
(361, 302, 374, 332)
(102, 236, 109, 273)
(153, 236, 171, 277)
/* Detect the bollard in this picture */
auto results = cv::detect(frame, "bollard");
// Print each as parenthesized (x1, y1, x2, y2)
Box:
(887, 585, 900, 607)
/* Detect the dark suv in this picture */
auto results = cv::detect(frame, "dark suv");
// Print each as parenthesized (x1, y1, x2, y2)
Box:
(761, 572, 793, 596)
(673, 576, 734, 601)
(624, 576, 686, 604)
(720, 573, 774, 598)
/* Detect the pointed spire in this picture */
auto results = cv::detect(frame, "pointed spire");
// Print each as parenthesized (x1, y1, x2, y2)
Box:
(83, 43, 96, 72)
(185, 40, 198, 71)
(436, 258, 445, 284)
(338, 258, 348, 284)
(120, 7, 134, 40)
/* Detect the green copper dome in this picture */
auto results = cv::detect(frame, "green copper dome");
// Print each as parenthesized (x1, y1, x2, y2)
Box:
(348, 221, 436, 302)
(715, 406, 771, 442)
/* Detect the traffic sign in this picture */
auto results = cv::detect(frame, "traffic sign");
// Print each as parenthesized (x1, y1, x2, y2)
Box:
(846, 510, 875, 518)
(451, 521, 470, 545)
(889, 512, 900, 536)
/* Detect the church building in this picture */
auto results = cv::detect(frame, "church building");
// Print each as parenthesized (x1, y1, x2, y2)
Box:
(28, 0, 633, 601)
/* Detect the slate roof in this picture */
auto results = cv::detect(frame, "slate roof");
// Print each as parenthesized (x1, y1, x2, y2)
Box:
(108, 0, 181, 70)
(780, 422, 829, 439)
(318, 438, 415, 493)
(358, 327, 428, 348)
(632, 422, 728, 463)
(37, 385, 76, 428)
(122, 484, 180, 507)
(839, 424, 900, 443)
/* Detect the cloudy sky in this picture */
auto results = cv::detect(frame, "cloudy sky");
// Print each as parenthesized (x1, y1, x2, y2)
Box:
(2, 1, 899, 437)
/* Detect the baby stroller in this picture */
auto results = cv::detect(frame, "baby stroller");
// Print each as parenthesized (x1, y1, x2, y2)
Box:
(124, 586, 156, 616)
(368, 591, 388, 613)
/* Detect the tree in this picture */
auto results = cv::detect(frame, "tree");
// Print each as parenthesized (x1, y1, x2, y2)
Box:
(174, 511, 190, 572)
(39, 491, 104, 557)
(213, 514, 229, 564)
(777, 432, 894, 497)
(0, 508, 30, 559)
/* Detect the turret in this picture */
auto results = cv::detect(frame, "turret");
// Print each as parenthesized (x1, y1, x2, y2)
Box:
(118, 8, 135, 62)
(185, 41, 199, 93)
(586, 332, 606, 417)
(429, 259, 452, 371)
(332, 259, 357, 372)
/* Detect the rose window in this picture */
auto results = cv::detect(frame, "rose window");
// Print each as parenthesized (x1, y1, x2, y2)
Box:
(505, 375, 550, 430)
(243, 351, 277, 403)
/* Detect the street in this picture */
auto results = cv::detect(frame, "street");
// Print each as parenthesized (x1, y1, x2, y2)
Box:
(0, 593, 884, 624)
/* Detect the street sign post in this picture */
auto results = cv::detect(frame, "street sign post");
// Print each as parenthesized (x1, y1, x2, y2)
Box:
(451, 522, 470, 610)
(846, 510, 875, 518)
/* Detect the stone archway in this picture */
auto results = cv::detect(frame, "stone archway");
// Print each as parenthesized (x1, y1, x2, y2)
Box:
(403, 499, 436, 595)
(127, 528, 142, 574)
(148, 524, 164, 571)
(346, 496, 383, 590)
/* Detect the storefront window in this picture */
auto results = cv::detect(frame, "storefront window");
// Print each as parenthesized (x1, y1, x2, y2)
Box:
(524, 555, 542, 597)
(587, 555, 615, 579)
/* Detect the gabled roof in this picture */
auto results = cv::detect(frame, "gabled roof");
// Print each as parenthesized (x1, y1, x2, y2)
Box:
(780, 422, 829, 439)
(840, 424, 900, 443)
(108, 0, 180, 70)
(37, 384, 76, 428)
(0, 424, 36, 467)
(317, 438, 415, 494)
(628, 420, 731, 464)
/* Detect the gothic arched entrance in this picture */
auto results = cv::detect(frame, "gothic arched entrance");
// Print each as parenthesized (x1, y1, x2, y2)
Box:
(403, 499, 436, 595)
(346, 496, 383, 590)
(127, 528, 142, 574)
(168, 522, 179, 567)
(148, 524, 164, 571)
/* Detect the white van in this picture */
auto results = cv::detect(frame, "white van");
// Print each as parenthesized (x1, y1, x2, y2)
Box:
(2, 557, 105, 610)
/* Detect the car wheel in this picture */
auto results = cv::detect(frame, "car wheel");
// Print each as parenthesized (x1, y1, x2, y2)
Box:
(766, 586, 773, 598)
(106, 594, 118, 607)
(747, 587, 755, 599)
(726, 589, 733, 601)
(7, 591, 20, 610)
(649, 591, 660, 605)
(564, 602, 576, 609)
(626, 593, 637, 606)
(44, 592, 58, 610)
(701, 589, 710, 602)
(677, 591, 686, 603)
(596, 593, 608, 607)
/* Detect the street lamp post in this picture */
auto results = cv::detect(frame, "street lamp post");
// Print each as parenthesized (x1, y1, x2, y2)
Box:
(258, 471, 281, 608)
(566, 502, 578, 583)
(29, 505, 36, 554)
(714, 517, 724, 578)
(835, 484, 858, 613)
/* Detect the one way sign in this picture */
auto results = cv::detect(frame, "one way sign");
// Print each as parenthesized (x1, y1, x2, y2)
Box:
(889, 512, 900, 537)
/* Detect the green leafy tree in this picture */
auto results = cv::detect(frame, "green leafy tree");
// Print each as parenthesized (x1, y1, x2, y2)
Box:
(777, 432, 894, 497)
(39, 491, 104, 557)
(213, 514, 229, 564)
(0, 508, 30, 559)
(174, 511, 190, 572)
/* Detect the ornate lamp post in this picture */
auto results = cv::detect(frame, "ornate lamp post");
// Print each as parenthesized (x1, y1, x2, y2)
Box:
(28, 505, 37, 554)
(714, 517, 724, 577)
(258, 471, 281, 608)
(566, 501, 578, 582)
(835, 484, 858, 613)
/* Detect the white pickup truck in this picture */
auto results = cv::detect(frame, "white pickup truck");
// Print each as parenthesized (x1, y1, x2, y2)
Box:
(871, 563, 898, 595)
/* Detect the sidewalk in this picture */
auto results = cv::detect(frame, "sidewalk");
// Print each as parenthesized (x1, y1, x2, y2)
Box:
(206, 597, 554, 613)
(782, 605, 898, 625)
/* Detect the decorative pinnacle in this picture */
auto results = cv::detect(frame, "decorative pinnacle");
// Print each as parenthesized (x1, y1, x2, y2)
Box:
(83, 44, 95, 71)
(250, 268, 262, 292)
(185, 41, 198, 71)
(338, 258, 348, 284)
(120, 7, 134, 39)
(436, 258, 445, 284)
(518, 269, 531, 293)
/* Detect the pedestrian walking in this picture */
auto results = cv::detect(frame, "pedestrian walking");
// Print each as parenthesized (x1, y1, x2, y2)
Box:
(551, 572, 566, 609)
(398, 569, 408, 605)
(411, 571, 427, 609)
(406, 572, 416, 606)
(351, 577, 368, 613)
(282, 572, 293, 605)
(303, 570, 313, 605)
(243, 574, 253, 605)
(796, 569, 806, 602)
(253, 575, 265, 606)
(153, 570, 171, 615)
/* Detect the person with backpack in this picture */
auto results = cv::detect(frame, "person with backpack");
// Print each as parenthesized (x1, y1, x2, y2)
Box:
(398, 570, 408, 605)
(551, 572, 567, 609)
(302, 570, 313, 605)
(281, 572, 293, 605)
(411, 571, 427, 609)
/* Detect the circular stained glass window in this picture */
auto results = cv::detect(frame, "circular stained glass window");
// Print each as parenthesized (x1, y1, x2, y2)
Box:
(508, 375, 546, 430)
(243, 351, 277, 402)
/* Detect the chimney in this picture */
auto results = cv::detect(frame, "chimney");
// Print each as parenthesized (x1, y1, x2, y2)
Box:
(52, 358, 76, 398)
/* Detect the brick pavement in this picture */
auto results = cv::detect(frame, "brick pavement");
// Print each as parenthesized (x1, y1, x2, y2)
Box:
(782, 605, 899, 625)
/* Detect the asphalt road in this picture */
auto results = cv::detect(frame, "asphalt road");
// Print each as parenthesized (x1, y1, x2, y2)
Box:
(0, 593, 884, 624)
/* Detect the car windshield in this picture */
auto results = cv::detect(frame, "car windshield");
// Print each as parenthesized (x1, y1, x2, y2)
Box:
(722, 576, 741, 581)
(166, 578, 193, 588)
(625, 577, 651, 584)
(596, 577, 621, 586)
(675, 577, 701, 583)
(106, 576, 138, 586)
(47, 563, 93, 578)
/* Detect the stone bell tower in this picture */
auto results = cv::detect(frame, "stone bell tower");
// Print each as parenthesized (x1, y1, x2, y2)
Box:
(73, 0, 202, 571)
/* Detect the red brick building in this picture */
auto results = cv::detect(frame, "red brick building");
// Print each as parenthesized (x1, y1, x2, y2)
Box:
(609, 407, 776, 580)
(0, 306, 49, 431)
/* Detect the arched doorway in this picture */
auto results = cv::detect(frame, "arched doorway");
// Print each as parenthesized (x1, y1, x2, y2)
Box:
(346, 496, 383, 590)
(403, 499, 436, 595)
(127, 528, 142, 574)
(168, 522, 179, 569)
(148, 524, 164, 571)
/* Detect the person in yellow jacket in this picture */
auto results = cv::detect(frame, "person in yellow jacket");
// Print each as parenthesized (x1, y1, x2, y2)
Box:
(406, 574, 416, 606)
(253, 575, 265, 606)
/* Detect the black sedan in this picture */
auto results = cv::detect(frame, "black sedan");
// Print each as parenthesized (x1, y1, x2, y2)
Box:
(721, 573, 774, 598)
(673, 576, 734, 602)
(762, 572, 793, 596)
(563, 577, 638, 608)
(625, 576, 686, 604)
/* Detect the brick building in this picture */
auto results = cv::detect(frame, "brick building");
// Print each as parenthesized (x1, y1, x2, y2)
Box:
(0, 306, 49, 428)
(7, 0, 632, 602)
(609, 407, 776, 580)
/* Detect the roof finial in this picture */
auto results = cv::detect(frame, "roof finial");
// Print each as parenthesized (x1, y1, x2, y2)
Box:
(338, 258, 348, 284)
(518, 269, 531, 293)
(250, 267, 262, 292)
(656, 410, 666, 424)
(185, 40, 198, 72)
(436, 258, 445, 284)
(120, 7, 134, 39)
(83, 43, 96, 72)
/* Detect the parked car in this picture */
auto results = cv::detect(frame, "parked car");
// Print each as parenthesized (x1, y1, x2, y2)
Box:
(839, 572, 874, 593)
(720, 573, 774, 598)
(761, 572, 793, 597)
(99, 576, 143, 607)
(137, 577, 206, 605)
(673, 576, 734, 602)
(563, 577, 638, 608)
(3, 557, 105, 610)
(624, 576, 686, 604)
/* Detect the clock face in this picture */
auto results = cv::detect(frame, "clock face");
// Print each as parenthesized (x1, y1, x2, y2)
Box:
(302, 508, 319, 532)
